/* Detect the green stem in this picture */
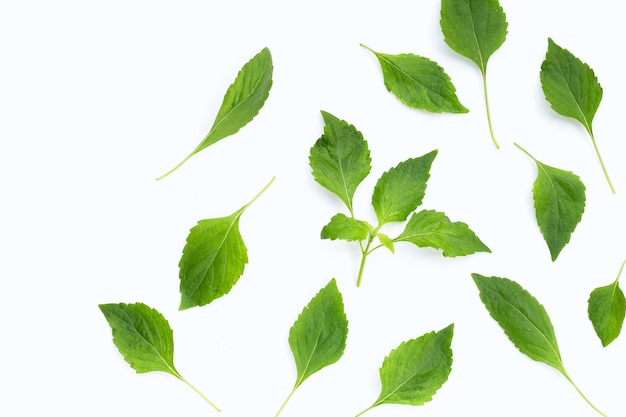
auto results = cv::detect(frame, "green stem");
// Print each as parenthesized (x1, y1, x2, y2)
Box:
(481, 71, 499, 149)
(178, 375, 221, 412)
(562, 371, 607, 417)
(354, 404, 375, 417)
(589, 131, 615, 193)
(156, 151, 196, 181)
(242, 176, 276, 210)
(356, 236, 375, 287)
(513, 142, 537, 162)
(274, 386, 297, 417)
(615, 259, 626, 284)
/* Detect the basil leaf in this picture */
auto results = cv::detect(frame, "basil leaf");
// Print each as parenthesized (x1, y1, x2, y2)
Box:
(361, 45, 468, 114)
(355, 325, 454, 416)
(395, 209, 491, 257)
(377, 232, 395, 253)
(372, 151, 437, 226)
(515, 143, 586, 261)
(157, 47, 273, 180)
(440, 0, 508, 148)
(309, 111, 372, 214)
(99, 302, 220, 411)
(588, 259, 626, 347)
(540, 38, 614, 193)
(321, 214, 373, 242)
(179, 177, 274, 310)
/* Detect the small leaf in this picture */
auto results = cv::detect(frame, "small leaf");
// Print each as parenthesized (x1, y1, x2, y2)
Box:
(179, 177, 274, 310)
(377, 233, 395, 253)
(395, 209, 490, 257)
(515, 143, 585, 261)
(471, 274, 565, 373)
(372, 151, 437, 226)
(355, 325, 454, 416)
(321, 214, 373, 242)
(440, 0, 508, 74)
(157, 47, 273, 180)
(588, 259, 626, 347)
(288, 278, 348, 388)
(310, 111, 372, 213)
(361, 44, 468, 113)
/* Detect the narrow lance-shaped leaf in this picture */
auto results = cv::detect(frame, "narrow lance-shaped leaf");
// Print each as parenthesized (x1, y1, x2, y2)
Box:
(588, 259, 626, 347)
(99, 302, 220, 411)
(275, 278, 348, 417)
(372, 151, 437, 226)
(157, 47, 273, 180)
(440, 0, 508, 148)
(515, 143, 586, 261)
(354, 324, 454, 417)
(540, 38, 614, 193)
(361, 44, 468, 114)
(309, 111, 372, 214)
(179, 177, 274, 310)
(395, 209, 491, 257)
(472, 273, 608, 416)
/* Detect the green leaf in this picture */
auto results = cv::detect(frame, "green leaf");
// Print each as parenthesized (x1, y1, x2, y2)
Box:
(471, 274, 564, 372)
(321, 214, 372, 242)
(310, 111, 372, 213)
(377, 232, 395, 253)
(179, 177, 274, 310)
(157, 47, 273, 180)
(361, 44, 468, 113)
(440, 0, 508, 148)
(588, 259, 626, 347)
(99, 302, 220, 411)
(288, 278, 348, 388)
(440, 0, 507, 74)
(515, 143, 586, 261)
(372, 151, 437, 226)
(540, 38, 614, 193)
(355, 325, 454, 416)
(395, 209, 490, 257)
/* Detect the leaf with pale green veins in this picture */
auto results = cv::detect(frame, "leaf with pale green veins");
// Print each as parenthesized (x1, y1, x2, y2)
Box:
(372, 151, 437, 226)
(275, 279, 348, 417)
(395, 209, 490, 257)
(354, 324, 454, 417)
(471, 273, 609, 416)
(361, 44, 468, 113)
(588, 259, 626, 347)
(515, 143, 585, 261)
(99, 302, 220, 411)
(309, 111, 372, 214)
(540, 38, 614, 193)
(321, 213, 372, 242)
(440, 0, 508, 148)
(179, 177, 274, 310)
(157, 47, 273, 180)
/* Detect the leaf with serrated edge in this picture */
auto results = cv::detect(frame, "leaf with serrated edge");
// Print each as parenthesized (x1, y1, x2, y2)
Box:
(395, 209, 490, 257)
(321, 214, 372, 242)
(309, 111, 372, 213)
(361, 45, 468, 113)
(178, 177, 274, 310)
(515, 143, 585, 261)
(157, 47, 273, 180)
(354, 325, 453, 416)
(588, 259, 626, 347)
(372, 151, 437, 226)
(377, 233, 395, 253)
(99, 302, 220, 411)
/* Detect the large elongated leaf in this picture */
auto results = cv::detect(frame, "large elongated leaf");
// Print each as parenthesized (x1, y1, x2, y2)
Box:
(355, 325, 454, 416)
(321, 213, 373, 242)
(515, 143, 585, 261)
(395, 209, 490, 257)
(588, 260, 626, 347)
(372, 151, 437, 226)
(440, 0, 507, 74)
(471, 274, 564, 372)
(309, 111, 372, 213)
(289, 278, 348, 388)
(178, 178, 274, 310)
(157, 47, 273, 179)
(361, 45, 468, 113)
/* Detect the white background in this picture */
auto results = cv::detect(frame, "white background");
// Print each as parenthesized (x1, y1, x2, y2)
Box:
(1, 1, 624, 416)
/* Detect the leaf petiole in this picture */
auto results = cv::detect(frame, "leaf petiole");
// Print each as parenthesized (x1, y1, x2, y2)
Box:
(589, 131, 615, 193)
(561, 371, 608, 417)
(175, 373, 221, 412)
(481, 71, 499, 149)
(274, 386, 297, 417)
